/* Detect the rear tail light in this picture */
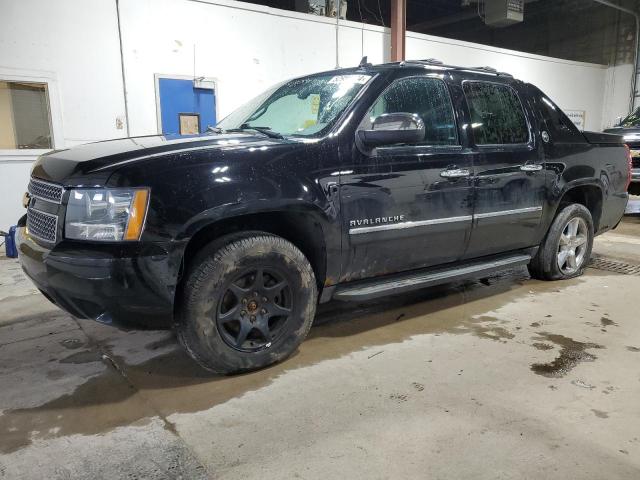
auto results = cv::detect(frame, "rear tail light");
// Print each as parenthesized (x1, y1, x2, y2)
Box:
(624, 144, 632, 191)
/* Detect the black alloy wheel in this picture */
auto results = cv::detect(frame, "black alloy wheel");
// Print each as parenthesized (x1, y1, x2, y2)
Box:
(217, 267, 293, 352)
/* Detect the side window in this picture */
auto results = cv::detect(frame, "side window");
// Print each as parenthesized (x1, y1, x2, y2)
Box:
(463, 82, 529, 145)
(363, 77, 458, 146)
(537, 93, 584, 143)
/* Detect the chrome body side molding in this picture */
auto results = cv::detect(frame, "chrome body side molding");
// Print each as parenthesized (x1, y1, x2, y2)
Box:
(348, 206, 543, 235)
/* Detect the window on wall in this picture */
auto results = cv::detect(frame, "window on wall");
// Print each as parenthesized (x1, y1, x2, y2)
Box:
(362, 76, 458, 146)
(0, 81, 53, 149)
(463, 82, 529, 145)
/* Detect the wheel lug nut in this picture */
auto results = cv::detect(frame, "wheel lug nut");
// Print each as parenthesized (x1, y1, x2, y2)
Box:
(242, 298, 247, 304)
(261, 308, 267, 314)
(253, 291, 259, 297)
(262, 297, 268, 302)
(241, 310, 246, 316)
(250, 315, 256, 323)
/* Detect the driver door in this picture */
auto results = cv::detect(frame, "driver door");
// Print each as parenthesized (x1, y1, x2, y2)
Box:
(339, 74, 474, 282)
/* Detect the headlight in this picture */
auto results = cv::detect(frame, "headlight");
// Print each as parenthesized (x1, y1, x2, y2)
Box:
(65, 188, 149, 241)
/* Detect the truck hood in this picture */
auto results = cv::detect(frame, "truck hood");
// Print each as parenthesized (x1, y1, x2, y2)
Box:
(31, 133, 293, 185)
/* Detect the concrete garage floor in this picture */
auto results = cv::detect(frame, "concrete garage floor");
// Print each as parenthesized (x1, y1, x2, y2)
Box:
(1, 205, 640, 479)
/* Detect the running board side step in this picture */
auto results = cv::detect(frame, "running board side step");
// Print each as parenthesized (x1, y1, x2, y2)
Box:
(332, 254, 532, 301)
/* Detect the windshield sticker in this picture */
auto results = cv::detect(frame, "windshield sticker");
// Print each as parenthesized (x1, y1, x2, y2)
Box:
(328, 74, 371, 85)
(310, 94, 320, 115)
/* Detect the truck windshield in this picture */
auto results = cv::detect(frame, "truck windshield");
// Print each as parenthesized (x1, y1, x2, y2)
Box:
(619, 108, 640, 127)
(217, 73, 373, 137)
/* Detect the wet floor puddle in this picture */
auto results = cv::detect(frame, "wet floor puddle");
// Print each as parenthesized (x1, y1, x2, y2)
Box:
(0, 268, 585, 453)
(529, 333, 604, 378)
(600, 317, 617, 327)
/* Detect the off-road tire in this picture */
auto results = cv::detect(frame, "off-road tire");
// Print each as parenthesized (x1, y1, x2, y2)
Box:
(177, 232, 317, 374)
(528, 203, 594, 281)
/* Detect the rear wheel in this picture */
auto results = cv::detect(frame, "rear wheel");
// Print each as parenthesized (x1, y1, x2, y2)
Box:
(177, 233, 317, 374)
(528, 203, 594, 281)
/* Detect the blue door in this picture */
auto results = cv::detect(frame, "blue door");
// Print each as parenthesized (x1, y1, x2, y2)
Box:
(158, 78, 216, 135)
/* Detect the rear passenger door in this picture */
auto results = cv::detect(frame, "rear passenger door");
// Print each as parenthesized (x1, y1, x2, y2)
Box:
(462, 80, 547, 259)
(340, 74, 474, 282)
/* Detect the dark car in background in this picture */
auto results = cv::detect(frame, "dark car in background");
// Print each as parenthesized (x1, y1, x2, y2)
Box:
(605, 109, 640, 195)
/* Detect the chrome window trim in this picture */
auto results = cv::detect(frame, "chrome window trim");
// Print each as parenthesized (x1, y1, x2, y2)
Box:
(474, 206, 543, 219)
(26, 207, 59, 243)
(28, 178, 65, 205)
(349, 215, 472, 235)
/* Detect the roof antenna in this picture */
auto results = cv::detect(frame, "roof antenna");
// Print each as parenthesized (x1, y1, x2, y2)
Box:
(358, 56, 372, 68)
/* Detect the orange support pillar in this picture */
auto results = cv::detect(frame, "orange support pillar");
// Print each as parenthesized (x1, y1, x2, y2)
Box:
(391, 0, 406, 61)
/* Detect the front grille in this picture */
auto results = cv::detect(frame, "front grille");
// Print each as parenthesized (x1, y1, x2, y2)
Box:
(27, 207, 58, 243)
(28, 178, 64, 204)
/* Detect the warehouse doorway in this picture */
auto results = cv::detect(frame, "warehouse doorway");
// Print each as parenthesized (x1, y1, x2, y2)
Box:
(155, 75, 217, 136)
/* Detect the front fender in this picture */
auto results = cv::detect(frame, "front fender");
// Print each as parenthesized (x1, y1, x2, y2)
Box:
(175, 196, 342, 290)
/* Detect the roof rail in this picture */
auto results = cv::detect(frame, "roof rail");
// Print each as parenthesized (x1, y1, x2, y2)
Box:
(474, 66, 497, 73)
(468, 66, 513, 77)
(398, 59, 514, 78)
(400, 58, 443, 67)
(421, 58, 444, 65)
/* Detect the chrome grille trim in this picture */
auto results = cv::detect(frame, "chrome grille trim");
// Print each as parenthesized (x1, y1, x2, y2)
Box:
(27, 207, 58, 243)
(28, 178, 64, 204)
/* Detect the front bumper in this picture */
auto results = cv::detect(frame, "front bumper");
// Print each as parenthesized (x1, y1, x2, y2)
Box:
(16, 226, 176, 328)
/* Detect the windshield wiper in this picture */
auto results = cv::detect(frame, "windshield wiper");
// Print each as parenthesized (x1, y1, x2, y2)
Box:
(225, 124, 284, 139)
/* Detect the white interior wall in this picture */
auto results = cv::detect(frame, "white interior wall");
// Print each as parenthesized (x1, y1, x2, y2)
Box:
(121, 0, 626, 135)
(407, 32, 610, 132)
(0, 0, 126, 145)
(119, 0, 346, 136)
(0, 0, 126, 231)
(602, 63, 634, 129)
(0, 0, 634, 231)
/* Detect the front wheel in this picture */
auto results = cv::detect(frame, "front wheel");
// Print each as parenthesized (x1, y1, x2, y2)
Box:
(528, 203, 594, 281)
(177, 233, 317, 374)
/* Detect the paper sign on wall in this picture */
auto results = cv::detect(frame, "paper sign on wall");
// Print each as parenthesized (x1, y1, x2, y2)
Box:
(179, 113, 200, 135)
(565, 110, 586, 131)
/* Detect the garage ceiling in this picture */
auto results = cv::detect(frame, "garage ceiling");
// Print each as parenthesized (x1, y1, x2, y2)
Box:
(247, 0, 638, 65)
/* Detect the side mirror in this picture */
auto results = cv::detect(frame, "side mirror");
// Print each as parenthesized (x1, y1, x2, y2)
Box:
(358, 113, 425, 147)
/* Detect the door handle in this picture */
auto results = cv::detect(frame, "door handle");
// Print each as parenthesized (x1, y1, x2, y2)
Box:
(440, 168, 470, 179)
(520, 163, 543, 172)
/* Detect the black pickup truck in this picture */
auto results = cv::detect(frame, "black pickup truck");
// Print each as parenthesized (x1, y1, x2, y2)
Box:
(17, 60, 630, 374)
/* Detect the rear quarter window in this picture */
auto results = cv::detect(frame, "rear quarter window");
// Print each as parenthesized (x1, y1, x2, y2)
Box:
(463, 81, 529, 145)
(535, 89, 585, 143)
